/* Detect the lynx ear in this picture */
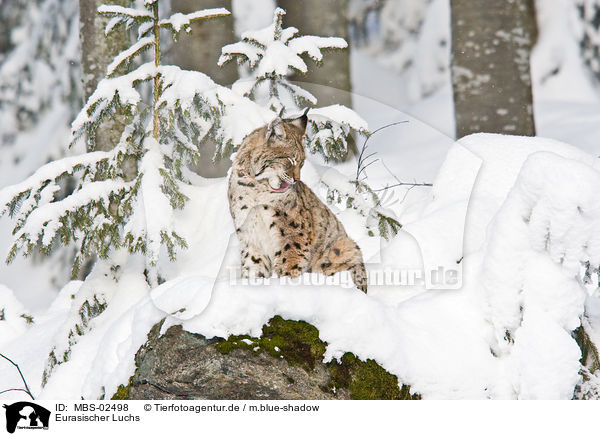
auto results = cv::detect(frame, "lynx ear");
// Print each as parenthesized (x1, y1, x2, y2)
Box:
(265, 117, 286, 141)
(289, 108, 309, 133)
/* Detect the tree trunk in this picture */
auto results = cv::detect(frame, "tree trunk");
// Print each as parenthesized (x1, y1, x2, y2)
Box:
(78, 0, 131, 278)
(168, 0, 237, 178)
(79, 0, 130, 152)
(277, 0, 353, 109)
(450, 0, 537, 138)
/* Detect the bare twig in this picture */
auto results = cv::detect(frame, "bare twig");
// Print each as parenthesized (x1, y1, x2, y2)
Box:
(373, 181, 432, 191)
(356, 158, 379, 180)
(373, 161, 433, 192)
(0, 388, 33, 396)
(0, 353, 35, 400)
(355, 120, 408, 182)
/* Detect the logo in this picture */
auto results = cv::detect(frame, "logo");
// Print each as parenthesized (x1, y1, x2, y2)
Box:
(3, 402, 50, 434)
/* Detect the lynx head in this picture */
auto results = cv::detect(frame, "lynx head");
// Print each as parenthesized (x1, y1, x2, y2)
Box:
(235, 110, 308, 193)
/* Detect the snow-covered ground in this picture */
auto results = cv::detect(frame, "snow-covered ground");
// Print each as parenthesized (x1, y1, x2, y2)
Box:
(2, 1, 600, 400)
(4, 127, 599, 400)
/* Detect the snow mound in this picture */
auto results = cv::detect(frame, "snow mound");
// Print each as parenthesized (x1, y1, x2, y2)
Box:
(480, 151, 600, 398)
(457, 133, 600, 254)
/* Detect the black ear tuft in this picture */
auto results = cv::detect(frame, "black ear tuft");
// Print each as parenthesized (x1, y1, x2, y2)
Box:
(289, 108, 309, 132)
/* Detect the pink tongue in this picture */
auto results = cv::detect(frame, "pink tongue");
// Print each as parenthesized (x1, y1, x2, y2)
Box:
(272, 182, 290, 192)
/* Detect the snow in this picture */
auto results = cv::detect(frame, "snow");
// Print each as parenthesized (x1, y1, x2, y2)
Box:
(231, 0, 276, 36)
(367, 0, 450, 101)
(156, 65, 274, 149)
(16, 179, 130, 249)
(309, 105, 369, 133)
(478, 150, 600, 398)
(71, 62, 157, 137)
(219, 8, 348, 79)
(97, 5, 152, 19)
(106, 36, 154, 76)
(0, 151, 113, 215)
(531, 0, 598, 103)
(456, 134, 598, 255)
(288, 35, 347, 63)
(0, 285, 30, 346)
(3, 132, 597, 400)
(124, 137, 172, 270)
(159, 8, 231, 33)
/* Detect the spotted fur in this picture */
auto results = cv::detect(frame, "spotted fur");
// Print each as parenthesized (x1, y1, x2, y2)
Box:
(228, 113, 367, 292)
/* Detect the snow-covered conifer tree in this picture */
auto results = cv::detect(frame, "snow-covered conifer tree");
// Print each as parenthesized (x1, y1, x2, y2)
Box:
(218, 7, 368, 161)
(0, 0, 265, 287)
(0, 0, 82, 171)
(0, 0, 83, 294)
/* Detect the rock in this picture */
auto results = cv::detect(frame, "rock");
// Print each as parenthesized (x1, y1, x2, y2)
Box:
(124, 316, 419, 400)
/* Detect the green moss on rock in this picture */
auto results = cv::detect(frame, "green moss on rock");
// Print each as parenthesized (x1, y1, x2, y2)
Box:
(216, 316, 327, 372)
(262, 316, 327, 371)
(215, 316, 420, 400)
(111, 377, 133, 400)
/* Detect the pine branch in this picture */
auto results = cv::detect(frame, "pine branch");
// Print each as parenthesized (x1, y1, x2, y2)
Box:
(107, 36, 154, 77)
(0, 151, 113, 216)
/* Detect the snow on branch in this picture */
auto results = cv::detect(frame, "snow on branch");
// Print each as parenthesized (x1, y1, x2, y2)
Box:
(99, 4, 153, 34)
(0, 151, 113, 216)
(159, 8, 231, 34)
(71, 62, 156, 144)
(98, 4, 153, 18)
(14, 179, 131, 250)
(305, 105, 369, 160)
(218, 7, 348, 79)
(156, 65, 273, 158)
(106, 37, 154, 77)
(288, 35, 348, 62)
(309, 105, 369, 132)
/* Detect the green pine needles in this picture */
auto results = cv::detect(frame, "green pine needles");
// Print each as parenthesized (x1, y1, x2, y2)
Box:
(0, 0, 234, 286)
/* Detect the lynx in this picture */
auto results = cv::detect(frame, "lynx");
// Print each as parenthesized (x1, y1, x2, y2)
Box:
(228, 112, 368, 292)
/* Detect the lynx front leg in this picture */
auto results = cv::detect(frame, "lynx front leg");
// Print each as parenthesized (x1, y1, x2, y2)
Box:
(236, 206, 274, 279)
(273, 244, 309, 278)
(240, 243, 271, 278)
(273, 238, 311, 278)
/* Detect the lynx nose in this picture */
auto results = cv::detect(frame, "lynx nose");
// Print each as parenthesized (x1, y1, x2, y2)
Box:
(293, 166, 301, 182)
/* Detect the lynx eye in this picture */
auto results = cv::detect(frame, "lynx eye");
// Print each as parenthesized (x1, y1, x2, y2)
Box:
(288, 157, 297, 166)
